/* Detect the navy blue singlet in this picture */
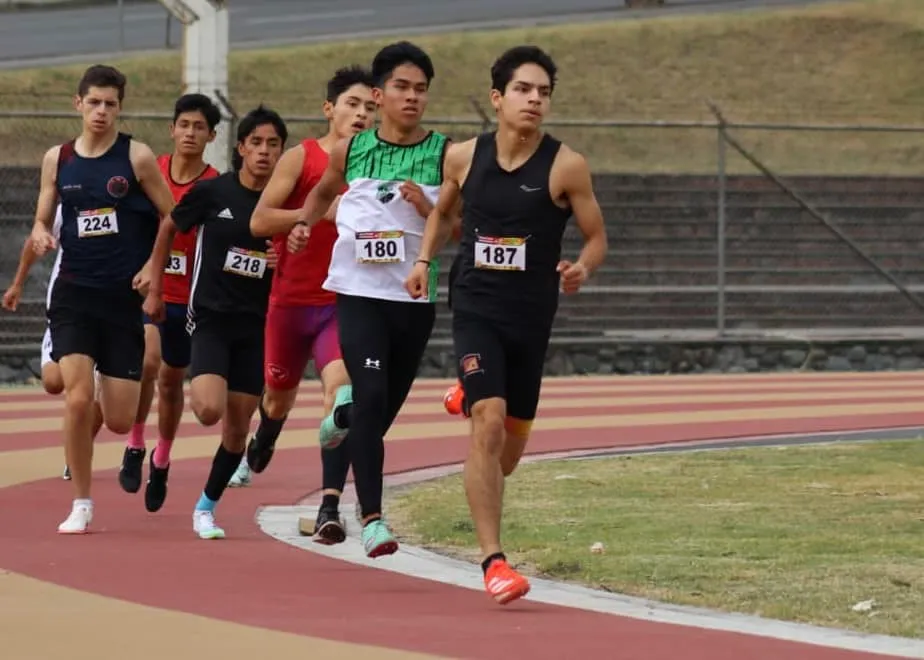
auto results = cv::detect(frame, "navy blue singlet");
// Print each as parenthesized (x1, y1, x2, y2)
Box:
(55, 132, 159, 290)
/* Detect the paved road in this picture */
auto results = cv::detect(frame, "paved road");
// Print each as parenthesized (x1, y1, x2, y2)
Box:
(0, 0, 826, 68)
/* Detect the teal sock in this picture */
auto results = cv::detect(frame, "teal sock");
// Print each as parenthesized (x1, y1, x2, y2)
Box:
(195, 491, 217, 512)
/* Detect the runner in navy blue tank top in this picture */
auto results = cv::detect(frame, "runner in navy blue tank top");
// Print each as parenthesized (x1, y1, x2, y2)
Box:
(29, 64, 177, 534)
(406, 46, 608, 605)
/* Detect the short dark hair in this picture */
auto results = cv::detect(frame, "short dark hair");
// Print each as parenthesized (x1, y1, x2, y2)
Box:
(371, 41, 435, 87)
(77, 64, 127, 101)
(326, 65, 375, 103)
(173, 93, 221, 130)
(490, 46, 558, 94)
(232, 104, 288, 171)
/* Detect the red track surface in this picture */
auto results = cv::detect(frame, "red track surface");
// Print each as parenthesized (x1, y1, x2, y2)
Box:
(2, 373, 922, 659)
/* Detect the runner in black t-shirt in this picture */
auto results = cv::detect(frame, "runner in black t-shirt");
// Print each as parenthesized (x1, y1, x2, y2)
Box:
(143, 105, 287, 540)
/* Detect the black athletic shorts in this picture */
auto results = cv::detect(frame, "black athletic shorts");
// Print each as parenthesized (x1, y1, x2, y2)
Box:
(144, 302, 191, 369)
(452, 309, 551, 421)
(188, 309, 264, 396)
(47, 278, 145, 381)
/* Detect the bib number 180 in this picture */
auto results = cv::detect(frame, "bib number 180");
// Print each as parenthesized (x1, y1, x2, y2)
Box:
(355, 231, 406, 264)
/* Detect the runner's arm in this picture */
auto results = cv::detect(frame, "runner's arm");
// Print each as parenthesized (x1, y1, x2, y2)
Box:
(250, 145, 305, 237)
(130, 140, 177, 218)
(560, 148, 607, 275)
(294, 138, 349, 229)
(9, 236, 42, 288)
(148, 180, 212, 297)
(417, 141, 466, 262)
(33, 147, 60, 232)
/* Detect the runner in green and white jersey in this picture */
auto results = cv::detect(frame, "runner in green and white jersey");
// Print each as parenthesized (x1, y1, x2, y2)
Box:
(288, 41, 452, 558)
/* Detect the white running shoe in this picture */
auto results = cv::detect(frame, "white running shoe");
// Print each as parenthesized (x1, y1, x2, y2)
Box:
(193, 509, 226, 540)
(57, 500, 93, 534)
(227, 458, 251, 488)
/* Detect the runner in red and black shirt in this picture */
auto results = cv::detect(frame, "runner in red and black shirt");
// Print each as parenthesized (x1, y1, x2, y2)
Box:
(117, 93, 221, 513)
(243, 66, 377, 543)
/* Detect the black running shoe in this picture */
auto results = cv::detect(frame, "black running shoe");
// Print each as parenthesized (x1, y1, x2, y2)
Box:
(144, 453, 170, 513)
(118, 447, 146, 493)
(245, 433, 275, 474)
(313, 507, 346, 545)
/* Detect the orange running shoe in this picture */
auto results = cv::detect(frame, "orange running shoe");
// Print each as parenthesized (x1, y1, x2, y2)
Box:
(484, 558, 530, 605)
(443, 380, 468, 417)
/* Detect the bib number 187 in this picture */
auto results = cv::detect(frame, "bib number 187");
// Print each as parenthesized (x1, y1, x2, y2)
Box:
(474, 236, 526, 271)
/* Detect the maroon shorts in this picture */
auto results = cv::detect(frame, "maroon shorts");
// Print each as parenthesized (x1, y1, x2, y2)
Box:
(263, 303, 341, 391)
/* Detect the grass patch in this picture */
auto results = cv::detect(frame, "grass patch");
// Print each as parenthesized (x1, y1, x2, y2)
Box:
(0, 0, 922, 172)
(386, 439, 924, 638)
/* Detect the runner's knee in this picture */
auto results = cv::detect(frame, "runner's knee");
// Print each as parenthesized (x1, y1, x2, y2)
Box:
(470, 398, 507, 456)
(157, 366, 185, 403)
(42, 365, 64, 395)
(500, 419, 532, 476)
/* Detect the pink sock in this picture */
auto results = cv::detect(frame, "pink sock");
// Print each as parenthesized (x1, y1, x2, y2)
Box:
(127, 422, 145, 450)
(152, 439, 173, 468)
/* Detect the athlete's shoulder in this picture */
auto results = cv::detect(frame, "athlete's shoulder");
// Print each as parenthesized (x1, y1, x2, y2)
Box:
(553, 141, 589, 173)
(202, 163, 220, 179)
(128, 138, 158, 165)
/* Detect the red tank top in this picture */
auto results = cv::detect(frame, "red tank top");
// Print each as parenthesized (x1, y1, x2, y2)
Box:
(158, 154, 219, 305)
(269, 139, 343, 307)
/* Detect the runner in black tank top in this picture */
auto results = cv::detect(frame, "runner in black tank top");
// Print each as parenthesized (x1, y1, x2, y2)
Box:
(28, 65, 177, 534)
(406, 46, 608, 606)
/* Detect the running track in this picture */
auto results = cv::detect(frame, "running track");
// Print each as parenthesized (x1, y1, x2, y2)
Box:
(2, 371, 924, 659)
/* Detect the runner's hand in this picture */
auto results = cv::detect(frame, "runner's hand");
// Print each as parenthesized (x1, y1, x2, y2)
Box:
(143, 291, 165, 324)
(400, 181, 432, 219)
(266, 240, 279, 269)
(557, 260, 588, 294)
(404, 260, 430, 299)
(288, 223, 309, 254)
(2, 284, 22, 311)
(30, 226, 56, 256)
(132, 262, 152, 298)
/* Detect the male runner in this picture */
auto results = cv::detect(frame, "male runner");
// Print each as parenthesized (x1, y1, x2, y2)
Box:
(237, 66, 377, 543)
(30, 64, 176, 534)
(3, 204, 104, 480)
(288, 42, 447, 558)
(143, 105, 287, 539)
(116, 93, 222, 513)
(405, 46, 608, 605)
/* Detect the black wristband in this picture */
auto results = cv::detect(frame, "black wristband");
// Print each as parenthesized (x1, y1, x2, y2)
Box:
(415, 259, 431, 266)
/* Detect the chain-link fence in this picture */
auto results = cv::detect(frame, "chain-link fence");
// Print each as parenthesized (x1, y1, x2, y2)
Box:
(2, 108, 923, 353)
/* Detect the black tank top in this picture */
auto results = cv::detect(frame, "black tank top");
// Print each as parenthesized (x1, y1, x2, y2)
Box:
(56, 132, 159, 291)
(449, 131, 572, 328)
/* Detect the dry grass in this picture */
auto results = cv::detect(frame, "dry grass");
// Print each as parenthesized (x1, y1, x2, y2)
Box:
(0, 0, 922, 172)
(386, 439, 924, 639)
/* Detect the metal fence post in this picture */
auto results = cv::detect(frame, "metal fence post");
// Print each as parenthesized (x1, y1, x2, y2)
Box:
(716, 124, 727, 336)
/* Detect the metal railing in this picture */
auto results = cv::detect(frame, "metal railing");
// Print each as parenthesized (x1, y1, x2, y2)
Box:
(1, 107, 923, 348)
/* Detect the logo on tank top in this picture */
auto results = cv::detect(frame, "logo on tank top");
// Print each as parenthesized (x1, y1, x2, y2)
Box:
(376, 182, 396, 204)
(106, 175, 130, 199)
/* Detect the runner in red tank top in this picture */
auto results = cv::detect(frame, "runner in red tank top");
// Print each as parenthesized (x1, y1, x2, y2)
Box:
(233, 66, 377, 543)
(117, 93, 222, 514)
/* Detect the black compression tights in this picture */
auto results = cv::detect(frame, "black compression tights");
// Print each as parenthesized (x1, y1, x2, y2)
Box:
(335, 293, 435, 520)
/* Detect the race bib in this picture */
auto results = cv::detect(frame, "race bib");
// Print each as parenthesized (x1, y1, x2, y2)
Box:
(165, 250, 187, 276)
(474, 236, 526, 271)
(223, 247, 267, 279)
(77, 208, 119, 238)
(355, 231, 406, 264)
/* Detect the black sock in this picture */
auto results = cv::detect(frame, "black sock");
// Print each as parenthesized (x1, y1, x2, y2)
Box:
(255, 399, 286, 445)
(321, 436, 350, 492)
(333, 402, 353, 429)
(320, 494, 340, 512)
(481, 552, 506, 575)
(203, 445, 245, 502)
